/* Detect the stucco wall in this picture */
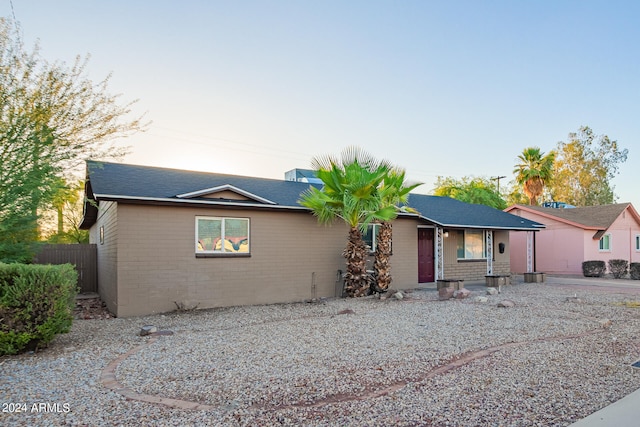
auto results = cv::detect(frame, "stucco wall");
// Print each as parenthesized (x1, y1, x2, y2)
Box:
(509, 206, 640, 275)
(583, 209, 640, 268)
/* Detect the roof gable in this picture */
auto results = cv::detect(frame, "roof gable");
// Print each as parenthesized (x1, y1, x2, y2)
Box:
(176, 185, 276, 204)
(505, 203, 635, 230)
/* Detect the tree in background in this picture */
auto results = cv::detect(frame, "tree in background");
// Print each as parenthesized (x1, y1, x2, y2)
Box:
(513, 147, 555, 205)
(503, 179, 530, 206)
(42, 180, 89, 244)
(433, 176, 507, 210)
(0, 18, 146, 262)
(550, 126, 628, 206)
(373, 168, 422, 292)
(298, 147, 398, 297)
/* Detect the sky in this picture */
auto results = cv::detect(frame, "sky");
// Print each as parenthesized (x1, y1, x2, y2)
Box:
(3, 0, 639, 207)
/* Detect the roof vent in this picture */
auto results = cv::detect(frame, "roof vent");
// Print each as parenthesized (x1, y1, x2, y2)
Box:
(285, 168, 323, 184)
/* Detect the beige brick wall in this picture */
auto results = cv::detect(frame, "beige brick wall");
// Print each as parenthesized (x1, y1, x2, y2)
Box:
(91, 201, 118, 314)
(112, 204, 353, 316)
(442, 230, 511, 280)
(92, 201, 513, 316)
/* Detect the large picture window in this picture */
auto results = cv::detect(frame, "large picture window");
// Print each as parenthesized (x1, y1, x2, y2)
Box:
(599, 234, 611, 251)
(457, 230, 486, 259)
(196, 216, 249, 255)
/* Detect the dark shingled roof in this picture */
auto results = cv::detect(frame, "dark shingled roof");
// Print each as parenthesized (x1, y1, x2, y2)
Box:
(81, 161, 543, 231)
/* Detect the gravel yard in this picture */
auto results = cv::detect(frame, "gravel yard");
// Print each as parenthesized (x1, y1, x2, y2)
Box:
(2, 278, 640, 426)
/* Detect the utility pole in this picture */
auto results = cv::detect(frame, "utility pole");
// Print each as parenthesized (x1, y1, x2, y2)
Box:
(491, 176, 507, 194)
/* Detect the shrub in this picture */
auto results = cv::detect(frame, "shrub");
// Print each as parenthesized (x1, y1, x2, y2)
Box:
(630, 263, 640, 280)
(608, 259, 629, 279)
(582, 260, 606, 277)
(0, 263, 78, 355)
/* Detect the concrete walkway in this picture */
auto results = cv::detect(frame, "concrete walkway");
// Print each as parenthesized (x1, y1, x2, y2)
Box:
(569, 387, 640, 427)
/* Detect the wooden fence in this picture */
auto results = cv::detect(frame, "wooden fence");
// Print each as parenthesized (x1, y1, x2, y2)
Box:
(34, 244, 97, 294)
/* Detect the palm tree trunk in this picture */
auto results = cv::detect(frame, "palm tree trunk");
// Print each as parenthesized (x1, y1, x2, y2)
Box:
(374, 221, 393, 292)
(342, 226, 369, 297)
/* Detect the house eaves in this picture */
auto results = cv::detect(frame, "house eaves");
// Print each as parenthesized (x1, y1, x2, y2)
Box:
(91, 193, 307, 211)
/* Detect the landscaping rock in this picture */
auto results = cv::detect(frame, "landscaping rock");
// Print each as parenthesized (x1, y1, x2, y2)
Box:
(393, 292, 404, 300)
(438, 287, 455, 301)
(454, 288, 471, 299)
(486, 288, 498, 296)
(600, 319, 612, 329)
(474, 296, 489, 303)
(140, 325, 157, 336)
(498, 300, 515, 308)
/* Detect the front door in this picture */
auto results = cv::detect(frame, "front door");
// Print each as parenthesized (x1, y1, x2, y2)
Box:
(418, 228, 435, 282)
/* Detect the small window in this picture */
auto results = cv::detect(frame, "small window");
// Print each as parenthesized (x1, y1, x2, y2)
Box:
(599, 234, 611, 251)
(635, 235, 640, 251)
(457, 230, 486, 259)
(196, 216, 249, 255)
(363, 224, 381, 253)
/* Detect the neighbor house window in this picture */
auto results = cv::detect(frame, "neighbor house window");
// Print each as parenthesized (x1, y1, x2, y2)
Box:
(599, 234, 611, 251)
(196, 216, 249, 255)
(457, 230, 486, 259)
(635, 235, 640, 251)
(363, 224, 381, 253)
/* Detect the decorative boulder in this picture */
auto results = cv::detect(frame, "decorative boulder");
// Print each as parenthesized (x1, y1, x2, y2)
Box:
(438, 287, 455, 301)
(497, 300, 515, 308)
(474, 296, 488, 303)
(486, 288, 499, 296)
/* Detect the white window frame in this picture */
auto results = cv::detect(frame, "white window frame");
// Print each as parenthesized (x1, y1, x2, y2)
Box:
(363, 223, 382, 253)
(457, 229, 487, 260)
(599, 234, 611, 252)
(195, 216, 250, 256)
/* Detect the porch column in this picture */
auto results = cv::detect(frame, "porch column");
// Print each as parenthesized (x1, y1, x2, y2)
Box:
(436, 227, 444, 280)
(486, 230, 493, 275)
(526, 231, 534, 272)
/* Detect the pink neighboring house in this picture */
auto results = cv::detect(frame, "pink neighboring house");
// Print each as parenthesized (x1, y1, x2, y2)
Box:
(505, 203, 640, 275)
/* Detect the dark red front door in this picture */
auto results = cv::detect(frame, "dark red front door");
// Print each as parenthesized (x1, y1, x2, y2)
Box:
(418, 228, 435, 283)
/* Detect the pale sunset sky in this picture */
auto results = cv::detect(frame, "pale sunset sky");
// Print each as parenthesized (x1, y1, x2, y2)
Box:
(3, 1, 639, 207)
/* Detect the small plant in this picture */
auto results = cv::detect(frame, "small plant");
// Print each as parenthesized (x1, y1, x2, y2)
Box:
(174, 301, 199, 312)
(630, 263, 640, 280)
(608, 259, 629, 279)
(582, 260, 606, 277)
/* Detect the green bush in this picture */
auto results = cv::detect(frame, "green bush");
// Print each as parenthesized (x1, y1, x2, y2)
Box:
(582, 260, 606, 277)
(0, 263, 78, 355)
(630, 263, 640, 280)
(608, 259, 629, 279)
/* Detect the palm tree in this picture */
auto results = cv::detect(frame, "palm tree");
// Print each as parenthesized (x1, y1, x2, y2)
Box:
(298, 147, 397, 297)
(373, 168, 422, 292)
(513, 147, 555, 205)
